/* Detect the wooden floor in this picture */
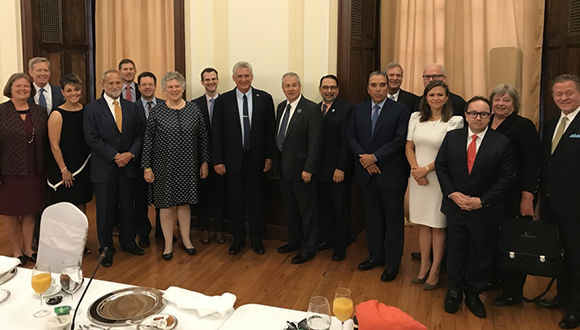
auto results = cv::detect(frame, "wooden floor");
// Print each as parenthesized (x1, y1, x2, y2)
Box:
(3, 201, 564, 329)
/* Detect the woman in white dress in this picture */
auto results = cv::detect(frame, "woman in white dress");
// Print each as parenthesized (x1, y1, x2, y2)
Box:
(406, 80, 463, 289)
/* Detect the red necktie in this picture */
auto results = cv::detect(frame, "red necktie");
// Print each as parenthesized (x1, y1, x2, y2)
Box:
(124, 85, 132, 101)
(467, 135, 477, 174)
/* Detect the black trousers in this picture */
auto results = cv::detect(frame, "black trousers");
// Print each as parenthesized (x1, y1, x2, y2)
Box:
(226, 151, 265, 245)
(133, 176, 152, 238)
(93, 170, 135, 250)
(317, 180, 351, 251)
(447, 215, 494, 293)
(198, 168, 225, 232)
(361, 186, 404, 269)
(280, 177, 318, 256)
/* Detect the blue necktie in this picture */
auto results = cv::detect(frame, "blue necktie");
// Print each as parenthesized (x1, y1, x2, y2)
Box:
(38, 88, 47, 110)
(242, 94, 251, 149)
(209, 98, 214, 126)
(371, 104, 380, 135)
(277, 103, 292, 151)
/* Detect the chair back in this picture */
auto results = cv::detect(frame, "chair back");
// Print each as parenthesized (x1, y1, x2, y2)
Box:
(36, 202, 88, 272)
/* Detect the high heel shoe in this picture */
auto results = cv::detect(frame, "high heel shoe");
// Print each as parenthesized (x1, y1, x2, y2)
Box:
(162, 251, 173, 261)
(411, 266, 431, 284)
(424, 280, 439, 290)
(182, 243, 196, 255)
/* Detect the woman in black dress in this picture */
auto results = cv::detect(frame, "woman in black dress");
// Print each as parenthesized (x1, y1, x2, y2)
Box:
(47, 74, 92, 211)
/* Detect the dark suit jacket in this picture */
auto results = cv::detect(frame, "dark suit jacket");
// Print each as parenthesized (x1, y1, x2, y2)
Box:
(212, 88, 275, 174)
(540, 113, 580, 218)
(276, 96, 322, 182)
(435, 127, 516, 222)
(135, 98, 165, 162)
(27, 83, 65, 112)
(316, 98, 353, 183)
(396, 89, 419, 113)
(84, 97, 143, 183)
(193, 94, 214, 137)
(347, 99, 410, 191)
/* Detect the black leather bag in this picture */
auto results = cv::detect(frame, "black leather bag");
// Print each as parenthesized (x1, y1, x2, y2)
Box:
(497, 216, 563, 278)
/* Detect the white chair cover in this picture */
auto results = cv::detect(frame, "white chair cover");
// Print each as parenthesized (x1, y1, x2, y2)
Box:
(36, 202, 88, 272)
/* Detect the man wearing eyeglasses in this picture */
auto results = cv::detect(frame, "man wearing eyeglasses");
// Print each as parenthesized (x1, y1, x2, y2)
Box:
(435, 96, 515, 318)
(420, 63, 466, 117)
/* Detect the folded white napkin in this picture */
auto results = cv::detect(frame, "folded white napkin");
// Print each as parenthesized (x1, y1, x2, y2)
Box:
(0, 256, 20, 274)
(163, 286, 236, 318)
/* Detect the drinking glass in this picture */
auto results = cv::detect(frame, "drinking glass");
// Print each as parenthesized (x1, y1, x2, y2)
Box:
(31, 264, 52, 318)
(306, 296, 331, 330)
(60, 260, 83, 312)
(333, 287, 353, 330)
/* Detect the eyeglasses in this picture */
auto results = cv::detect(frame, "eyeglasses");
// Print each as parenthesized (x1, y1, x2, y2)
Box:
(320, 86, 338, 90)
(422, 74, 446, 80)
(465, 111, 490, 119)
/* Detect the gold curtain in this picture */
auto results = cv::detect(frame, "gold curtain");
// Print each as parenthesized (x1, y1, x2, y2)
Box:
(95, 0, 175, 97)
(381, 0, 544, 125)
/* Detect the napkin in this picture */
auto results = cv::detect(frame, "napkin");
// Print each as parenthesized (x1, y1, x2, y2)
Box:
(163, 286, 236, 318)
(0, 256, 20, 274)
(355, 299, 426, 330)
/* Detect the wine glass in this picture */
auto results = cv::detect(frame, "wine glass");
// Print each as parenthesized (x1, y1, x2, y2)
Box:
(60, 260, 83, 312)
(31, 264, 52, 318)
(333, 287, 353, 330)
(306, 296, 331, 330)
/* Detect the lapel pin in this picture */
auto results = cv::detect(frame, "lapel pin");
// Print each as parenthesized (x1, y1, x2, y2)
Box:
(331, 109, 335, 113)
(297, 109, 302, 114)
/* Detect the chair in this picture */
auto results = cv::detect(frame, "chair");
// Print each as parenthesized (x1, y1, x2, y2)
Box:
(36, 202, 88, 273)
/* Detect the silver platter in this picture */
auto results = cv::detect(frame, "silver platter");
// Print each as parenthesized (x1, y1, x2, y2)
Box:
(0, 267, 17, 285)
(88, 287, 166, 326)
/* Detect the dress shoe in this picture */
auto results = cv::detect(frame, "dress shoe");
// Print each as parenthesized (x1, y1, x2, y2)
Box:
(423, 281, 439, 291)
(493, 293, 522, 307)
(277, 244, 298, 254)
(332, 249, 345, 261)
(24, 253, 37, 263)
(215, 232, 225, 244)
(536, 297, 562, 310)
(411, 251, 421, 261)
(559, 313, 580, 329)
(200, 230, 210, 244)
(138, 235, 151, 248)
(229, 243, 243, 255)
(291, 253, 314, 264)
(182, 243, 196, 255)
(16, 255, 27, 266)
(101, 253, 113, 267)
(444, 290, 463, 314)
(252, 242, 265, 255)
(162, 251, 173, 261)
(122, 243, 145, 256)
(411, 266, 431, 284)
(465, 292, 487, 318)
(380, 266, 399, 282)
(358, 258, 384, 271)
(315, 242, 332, 251)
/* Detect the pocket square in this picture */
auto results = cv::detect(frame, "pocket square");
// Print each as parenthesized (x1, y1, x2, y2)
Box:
(569, 133, 580, 138)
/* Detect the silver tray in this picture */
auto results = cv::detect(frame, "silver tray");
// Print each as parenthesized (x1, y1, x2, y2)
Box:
(88, 287, 166, 326)
(0, 267, 17, 285)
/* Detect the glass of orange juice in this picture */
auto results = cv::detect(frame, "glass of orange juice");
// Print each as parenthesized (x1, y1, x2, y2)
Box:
(333, 287, 353, 330)
(31, 264, 52, 318)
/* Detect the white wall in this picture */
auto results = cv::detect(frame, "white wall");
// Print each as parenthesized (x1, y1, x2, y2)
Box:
(185, 0, 338, 105)
(0, 0, 23, 102)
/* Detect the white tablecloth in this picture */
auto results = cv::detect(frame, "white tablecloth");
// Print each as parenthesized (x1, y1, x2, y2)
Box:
(0, 267, 231, 329)
(219, 303, 353, 330)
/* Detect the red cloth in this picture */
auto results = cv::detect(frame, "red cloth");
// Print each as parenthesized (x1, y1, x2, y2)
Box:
(355, 300, 426, 330)
(467, 134, 477, 174)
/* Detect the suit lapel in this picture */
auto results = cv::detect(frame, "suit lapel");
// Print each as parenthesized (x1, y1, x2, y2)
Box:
(285, 97, 305, 138)
(229, 89, 243, 134)
(469, 130, 491, 176)
(552, 114, 580, 155)
(456, 127, 469, 176)
(371, 100, 394, 140)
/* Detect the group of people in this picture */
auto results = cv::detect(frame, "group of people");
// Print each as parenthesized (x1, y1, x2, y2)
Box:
(0, 56, 579, 328)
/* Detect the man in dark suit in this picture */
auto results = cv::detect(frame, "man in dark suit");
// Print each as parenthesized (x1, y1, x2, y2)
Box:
(275, 72, 322, 264)
(435, 96, 515, 318)
(314, 74, 352, 261)
(212, 61, 275, 255)
(415, 63, 465, 116)
(118, 58, 141, 103)
(84, 69, 145, 267)
(133, 71, 164, 249)
(27, 57, 64, 114)
(346, 70, 410, 282)
(384, 62, 418, 112)
(194, 67, 226, 245)
(536, 74, 580, 329)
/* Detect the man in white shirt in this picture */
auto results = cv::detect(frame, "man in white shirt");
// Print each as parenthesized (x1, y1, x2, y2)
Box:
(384, 62, 418, 113)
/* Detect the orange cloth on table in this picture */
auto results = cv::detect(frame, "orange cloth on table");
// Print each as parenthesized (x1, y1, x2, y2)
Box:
(355, 300, 426, 330)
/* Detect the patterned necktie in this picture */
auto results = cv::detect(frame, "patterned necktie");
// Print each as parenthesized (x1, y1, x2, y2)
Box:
(551, 116, 568, 154)
(124, 85, 132, 101)
(242, 94, 251, 149)
(322, 104, 328, 116)
(276, 103, 292, 151)
(113, 100, 123, 132)
(371, 104, 380, 135)
(38, 88, 47, 110)
(467, 135, 477, 174)
(209, 98, 215, 126)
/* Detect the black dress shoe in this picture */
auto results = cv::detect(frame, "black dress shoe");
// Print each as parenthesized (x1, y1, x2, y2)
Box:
(101, 254, 113, 267)
(358, 258, 384, 271)
(411, 251, 421, 261)
(24, 253, 37, 263)
(493, 293, 522, 307)
(122, 243, 145, 256)
(559, 313, 580, 329)
(444, 290, 463, 314)
(252, 242, 265, 255)
(315, 242, 331, 251)
(138, 235, 151, 248)
(291, 253, 314, 264)
(229, 243, 243, 255)
(332, 249, 345, 261)
(162, 251, 173, 261)
(16, 255, 27, 266)
(537, 297, 562, 310)
(380, 266, 399, 282)
(277, 244, 298, 254)
(182, 244, 196, 255)
(465, 292, 487, 318)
